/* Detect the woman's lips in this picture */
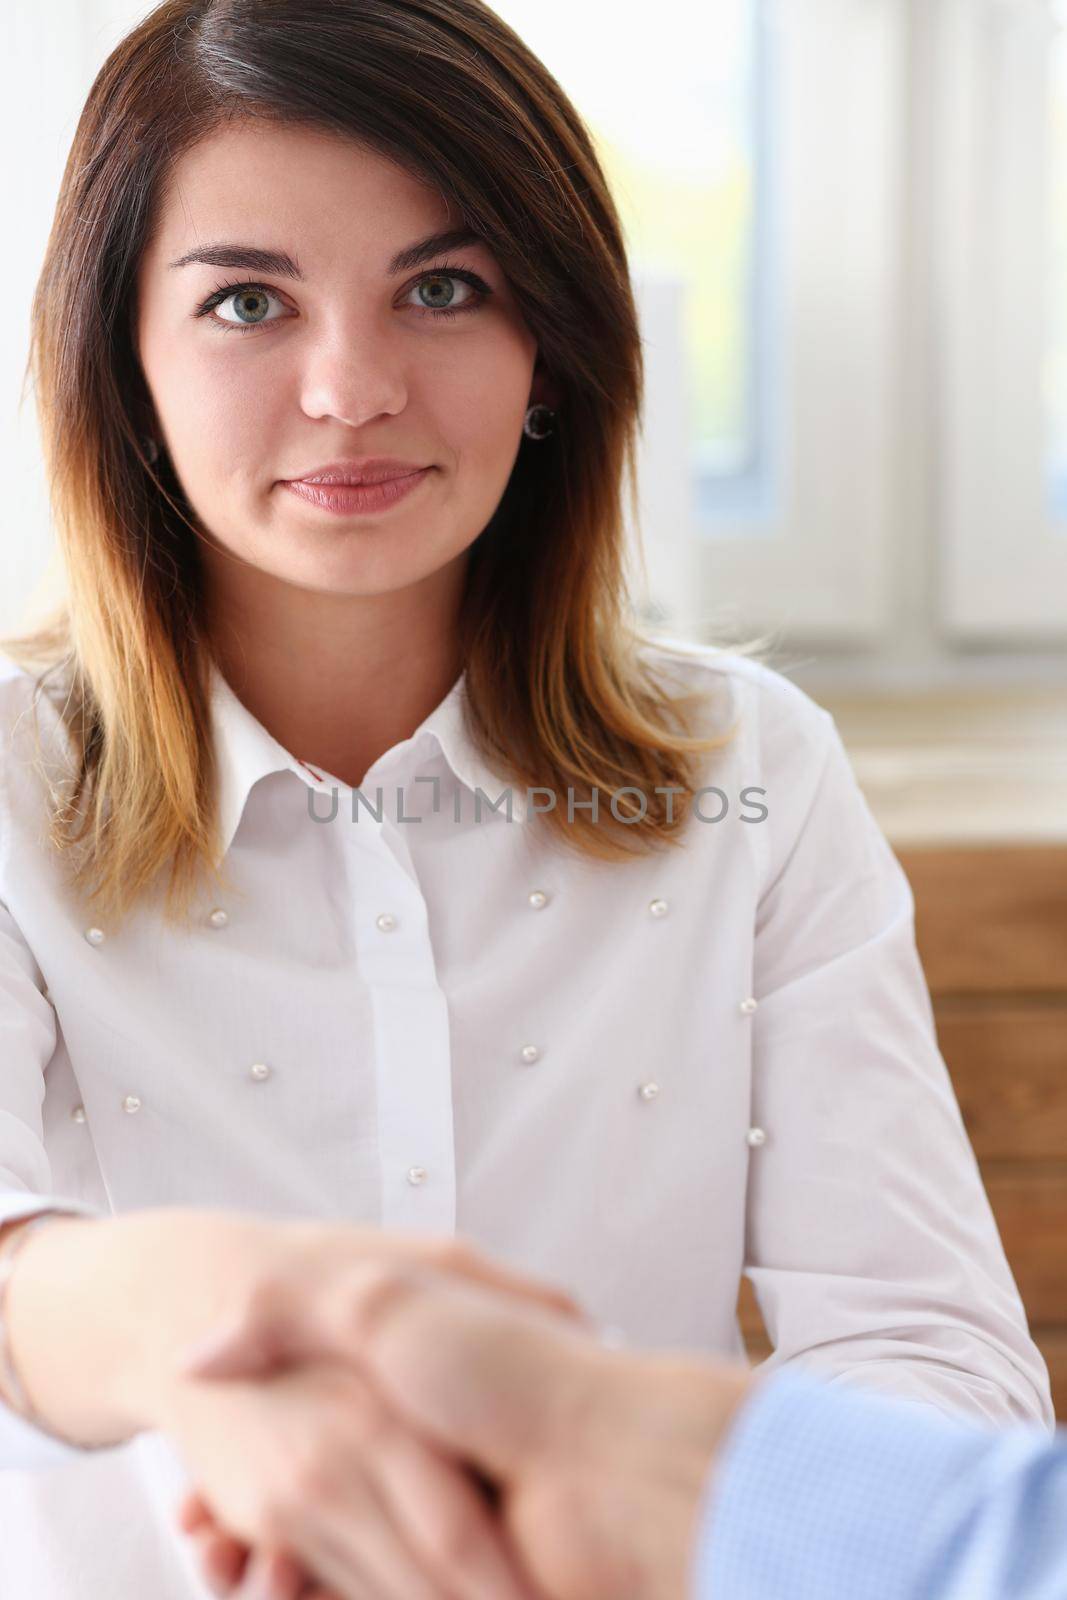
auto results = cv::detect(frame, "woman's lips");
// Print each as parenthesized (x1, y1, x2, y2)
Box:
(281, 467, 432, 515)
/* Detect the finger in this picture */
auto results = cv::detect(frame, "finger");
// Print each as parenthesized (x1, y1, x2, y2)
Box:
(285, 1473, 450, 1600)
(186, 1512, 337, 1600)
(177, 1489, 213, 1533)
(355, 1267, 596, 1480)
(233, 1545, 308, 1600)
(188, 1526, 251, 1596)
(431, 1251, 590, 1330)
(176, 1492, 251, 1585)
(177, 1315, 281, 1381)
(374, 1427, 541, 1600)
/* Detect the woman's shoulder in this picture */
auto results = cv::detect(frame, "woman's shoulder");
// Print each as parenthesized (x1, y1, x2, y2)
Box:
(636, 635, 835, 764)
(0, 651, 74, 780)
(0, 652, 41, 743)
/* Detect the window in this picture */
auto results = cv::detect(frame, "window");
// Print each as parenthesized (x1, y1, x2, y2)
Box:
(937, 0, 1067, 637)
(491, 0, 775, 520)
(493, 0, 904, 638)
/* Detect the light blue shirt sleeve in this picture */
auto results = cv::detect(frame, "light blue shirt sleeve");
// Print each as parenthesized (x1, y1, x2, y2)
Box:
(691, 1364, 1067, 1599)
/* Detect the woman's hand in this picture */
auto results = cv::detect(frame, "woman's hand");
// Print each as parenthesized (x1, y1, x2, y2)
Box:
(178, 1491, 338, 1599)
(159, 1355, 541, 1600)
(178, 1493, 335, 1600)
(166, 1225, 583, 1598)
(176, 1224, 590, 1382)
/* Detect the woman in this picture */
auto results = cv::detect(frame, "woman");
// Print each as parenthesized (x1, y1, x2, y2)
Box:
(0, 0, 1052, 1596)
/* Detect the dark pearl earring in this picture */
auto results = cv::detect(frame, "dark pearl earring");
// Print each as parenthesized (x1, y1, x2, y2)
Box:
(523, 403, 556, 441)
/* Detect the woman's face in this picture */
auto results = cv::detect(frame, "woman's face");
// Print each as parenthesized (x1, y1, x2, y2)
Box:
(135, 120, 550, 601)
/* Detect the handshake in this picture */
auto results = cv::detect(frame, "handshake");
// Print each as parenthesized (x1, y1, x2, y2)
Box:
(162, 1221, 757, 1600)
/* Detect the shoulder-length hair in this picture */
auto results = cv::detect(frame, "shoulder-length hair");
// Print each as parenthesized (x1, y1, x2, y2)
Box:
(4, 0, 770, 932)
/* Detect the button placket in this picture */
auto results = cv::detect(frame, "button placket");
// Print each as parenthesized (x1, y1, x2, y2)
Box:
(346, 823, 456, 1233)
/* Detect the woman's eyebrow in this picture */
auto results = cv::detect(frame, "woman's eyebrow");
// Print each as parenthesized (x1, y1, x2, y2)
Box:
(166, 227, 486, 279)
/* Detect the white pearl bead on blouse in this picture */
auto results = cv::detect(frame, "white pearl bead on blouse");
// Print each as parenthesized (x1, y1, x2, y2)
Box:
(250, 1063, 271, 1081)
(638, 1081, 661, 1101)
(84, 927, 106, 946)
(648, 898, 669, 918)
(520, 1044, 541, 1064)
(740, 996, 758, 1014)
(528, 890, 548, 909)
(747, 1126, 767, 1147)
(407, 1166, 427, 1185)
(208, 908, 229, 928)
(71, 1105, 86, 1124)
(122, 1095, 142, 1114)
(376, 912, 398, 933)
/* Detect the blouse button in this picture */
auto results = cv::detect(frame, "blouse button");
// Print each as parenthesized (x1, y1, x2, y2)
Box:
(122, 1095, 142, 1115)
(250, 1062, 271, 1081)
(71, 1104, 86, 1124)
(747, 1126, 767, 1147)
(208, 908, 229, 929)
(407, 1166, 427, 1186)
(740, 996, 758, 1014)
(648, 898, 669, 918)
(528, 890, 548, 909)
(519, 1044, 541, 1064)
(638, 1081, 661, 1101)
(376, 913, 398, 933)
(84, 927, 106, 946)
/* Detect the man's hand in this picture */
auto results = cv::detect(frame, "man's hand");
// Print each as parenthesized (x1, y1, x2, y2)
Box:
(178, 1253, 759, 1600)
(176, 1224, 591, 1380)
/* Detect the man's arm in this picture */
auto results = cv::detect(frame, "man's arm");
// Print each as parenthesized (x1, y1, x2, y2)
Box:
(694, 1364, 1067, 1600)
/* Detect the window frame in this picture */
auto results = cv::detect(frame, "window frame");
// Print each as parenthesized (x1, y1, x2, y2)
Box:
(934, 0, 1067, 639)
(633, 0, 908, 641)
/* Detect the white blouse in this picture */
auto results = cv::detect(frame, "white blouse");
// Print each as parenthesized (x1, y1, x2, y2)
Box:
(0, 639, 1053, 1598)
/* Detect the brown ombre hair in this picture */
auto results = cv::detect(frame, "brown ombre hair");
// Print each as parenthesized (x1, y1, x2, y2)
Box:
(4, 0, 772, 932)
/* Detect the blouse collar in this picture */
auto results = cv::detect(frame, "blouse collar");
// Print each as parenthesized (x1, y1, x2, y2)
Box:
(207, 658, 525, 855)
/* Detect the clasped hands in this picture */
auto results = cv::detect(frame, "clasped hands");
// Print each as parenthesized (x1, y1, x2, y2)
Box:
(159, 1223, 754, 1600)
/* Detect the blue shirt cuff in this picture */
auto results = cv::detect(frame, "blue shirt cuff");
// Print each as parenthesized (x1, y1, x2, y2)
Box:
(689, 1365, 992, 1600)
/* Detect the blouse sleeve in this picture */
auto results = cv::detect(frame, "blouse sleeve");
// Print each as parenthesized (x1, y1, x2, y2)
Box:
(0, 888, 113, 1468)
(744, 684, 1054, 1431)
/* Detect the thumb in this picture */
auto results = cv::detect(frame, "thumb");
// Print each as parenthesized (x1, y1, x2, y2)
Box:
(360, 1268, 597, 1482)
(176, 1296, 307, 1380)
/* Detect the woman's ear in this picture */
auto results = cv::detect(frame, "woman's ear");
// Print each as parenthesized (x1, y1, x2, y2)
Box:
(129, 377, 161, 451)
(529, 358, 561, 414)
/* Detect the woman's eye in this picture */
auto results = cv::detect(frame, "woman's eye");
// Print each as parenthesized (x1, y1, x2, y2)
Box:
(209, 285, 287, 331)
(199, 269, 489, 334)
(404, 272, 480, 316)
